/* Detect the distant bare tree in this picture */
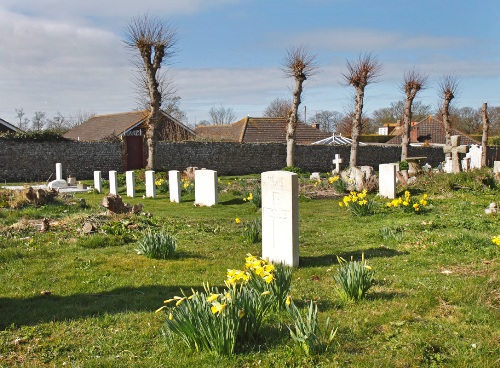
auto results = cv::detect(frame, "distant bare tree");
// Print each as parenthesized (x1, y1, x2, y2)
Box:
(263, 97, 293, 118)
(438, 74, 460, 149)
(372, 100, 432, 126)
(68, 110, 96, 128)
(46, 112, 70, 132)
(208, 106, 236, 125)
(31, 111, 46, 131)
(309, 110, 344, 133)
(15, 108, 26, 130)
(123, 14, 178, 170)
(342, 53, 382, 167)
(401, 69, 428, 161)
(481, 103, 490, 166)
(282, 45, 318, 167)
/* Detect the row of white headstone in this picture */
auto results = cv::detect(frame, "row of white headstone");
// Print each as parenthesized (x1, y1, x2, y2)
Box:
(93, 169, 219, 207)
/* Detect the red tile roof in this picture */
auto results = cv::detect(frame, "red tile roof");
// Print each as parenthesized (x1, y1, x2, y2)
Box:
(195, 117, 331, 144)
(64, 110, 194, 141)
(385, 116, 480, 145)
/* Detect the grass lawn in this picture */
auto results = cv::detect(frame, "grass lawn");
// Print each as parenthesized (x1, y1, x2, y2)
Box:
(0, 171, 499, 367)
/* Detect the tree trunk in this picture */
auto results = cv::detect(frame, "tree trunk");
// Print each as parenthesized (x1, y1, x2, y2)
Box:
(481, 102, 490, 167)
(144, 60, 162, 170)
(442, 97, 452, 155)
(286, 76, 304, 167)
(349, 88, 364, 167)
(401, 93, 415, 161)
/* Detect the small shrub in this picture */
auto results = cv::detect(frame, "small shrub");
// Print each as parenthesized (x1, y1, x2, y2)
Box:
(339, 190, 375, 216)
(286, 299, 337, 356)
(243, 186, 261, 209)
(333, 253, 375, 302)
(399, 161, 409, 171)
(241, 219, 261, 243)
(282, 166, 303, 174)
(136, 228, 177, 259)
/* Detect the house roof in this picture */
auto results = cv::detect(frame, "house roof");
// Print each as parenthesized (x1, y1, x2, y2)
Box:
(385, 116, 480, 145)
(0, 118, 20, 133)
(64, 110, 194, 141)
(195, 117, 331, 144)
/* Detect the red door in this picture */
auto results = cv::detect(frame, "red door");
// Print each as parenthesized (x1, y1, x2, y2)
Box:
(126, 136, 144, 170)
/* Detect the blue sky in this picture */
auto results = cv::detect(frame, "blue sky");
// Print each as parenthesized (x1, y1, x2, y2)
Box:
(0, 0, 499, 127)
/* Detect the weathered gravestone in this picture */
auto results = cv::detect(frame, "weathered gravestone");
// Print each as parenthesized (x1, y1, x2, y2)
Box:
(194, 169, 218, 206)
(310, 172, 321, 180)
(48, 163, 68, 190)
(145, 170, 156, 198)
(494, 161, 500, 173)
(126, 171, 135, 197)
(261, 171, 299, 268)
(94, 171, 102, 193)
(443, 135, 467, 173)
(169, 170, 182, 203)
(467, 145, 482, 170)
(109, 171, 118, 195)
(379, 163, 397, 199)
(332, 154, 343, 174)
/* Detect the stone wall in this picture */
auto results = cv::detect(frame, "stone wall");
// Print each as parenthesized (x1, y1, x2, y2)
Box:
(2, 140, 500, 182)
(0, 141, 122, 182)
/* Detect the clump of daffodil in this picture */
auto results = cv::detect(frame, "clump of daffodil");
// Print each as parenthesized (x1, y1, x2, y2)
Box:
(334, 253, 375, 302)
(492, 236, 500, 246)
(386, 191, 429, 213)
(181, 178, 194, 193)
(339, 189, 374, 216)
(328, 176, 339, 185)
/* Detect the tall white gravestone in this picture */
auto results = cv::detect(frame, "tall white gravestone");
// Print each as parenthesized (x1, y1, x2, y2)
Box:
(379, 163, 397, 199)
(145, 170, 156, 198)
(194, 169, 218, 206)
(494, 161, 500, 173)
(56, 163, 63, 181)
(126, 171, 135, 197)
(94, 171, 102, 193)
(261, 171, 299, 268)
(109, 171, 118, 195)
(169, 170, 182, 203)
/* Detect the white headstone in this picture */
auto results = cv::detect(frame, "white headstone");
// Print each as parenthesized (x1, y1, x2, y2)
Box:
(55, 163, 63, 181)
(169, 170, 182, 203)
(494, 161, 500, 173)
(145, 170, 156, 198)
(109, 171, 118, 195)
(379, 163, 397, 199)
(126, 171, 135, 197)
(461, 157, 470, 172)
(261, 171, 299, 268)
(94, 171, 102, 193)
(194, 169, 218, 206)
(467, 145, 482, 169)
(443, 157, 453, 173)
(310, 172, 321, 180)
(332, 154, 343, 174)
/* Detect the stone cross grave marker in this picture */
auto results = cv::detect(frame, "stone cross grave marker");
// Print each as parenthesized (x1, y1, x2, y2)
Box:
(94, 171, 102, 193)
(169, 170, 182, 203)
(443, 135, 467, 173)
(56, 163, 62, 181)
(145, 170, 156, 198)
(126, 171, 135, 197)
(109, 171, 118, 195)
(48, 163, 69, 189)
(261, 171, 299, 268)
(379, 163, 397, 199)
(332, 154, 343, 174)
(194, 169, 218, 206)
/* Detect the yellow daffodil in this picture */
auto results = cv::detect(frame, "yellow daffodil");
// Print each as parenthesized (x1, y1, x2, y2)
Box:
(235, 218, 241, 224)
(261, 290, 271, 296)
(210, 302, 227, 315)
(492, 236, 500, 246)
(168, 312, 173, 320)
(206, 293, 220, 303)
(155, 306, 167, 313)
(238, 309, 245, 318)
(176, 297, 187, 306)
(164, 298, 176, 304)
(286, 296, 291, 306)
(263, 274, 274, 284)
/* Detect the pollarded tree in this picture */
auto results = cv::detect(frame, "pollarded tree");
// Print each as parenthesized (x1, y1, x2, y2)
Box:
(401, 69, 428, 161)
(342, 53, 382, 167)
(282, 46, 318, 167)
(123, 14, 178, 170)
(438, 74, 460, 149)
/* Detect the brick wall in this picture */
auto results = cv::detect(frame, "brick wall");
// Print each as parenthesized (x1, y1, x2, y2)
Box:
(2, 140, 500, 182)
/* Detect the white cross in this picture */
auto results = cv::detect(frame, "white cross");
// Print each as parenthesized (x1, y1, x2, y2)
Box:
(332, 154, 343, 174)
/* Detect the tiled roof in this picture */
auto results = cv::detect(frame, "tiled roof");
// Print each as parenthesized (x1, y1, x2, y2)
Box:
(195, 117, 331, 144)
(64, 110, 194, 141)
(385, 116, 480, 145)
(0, 118, 20, 133)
